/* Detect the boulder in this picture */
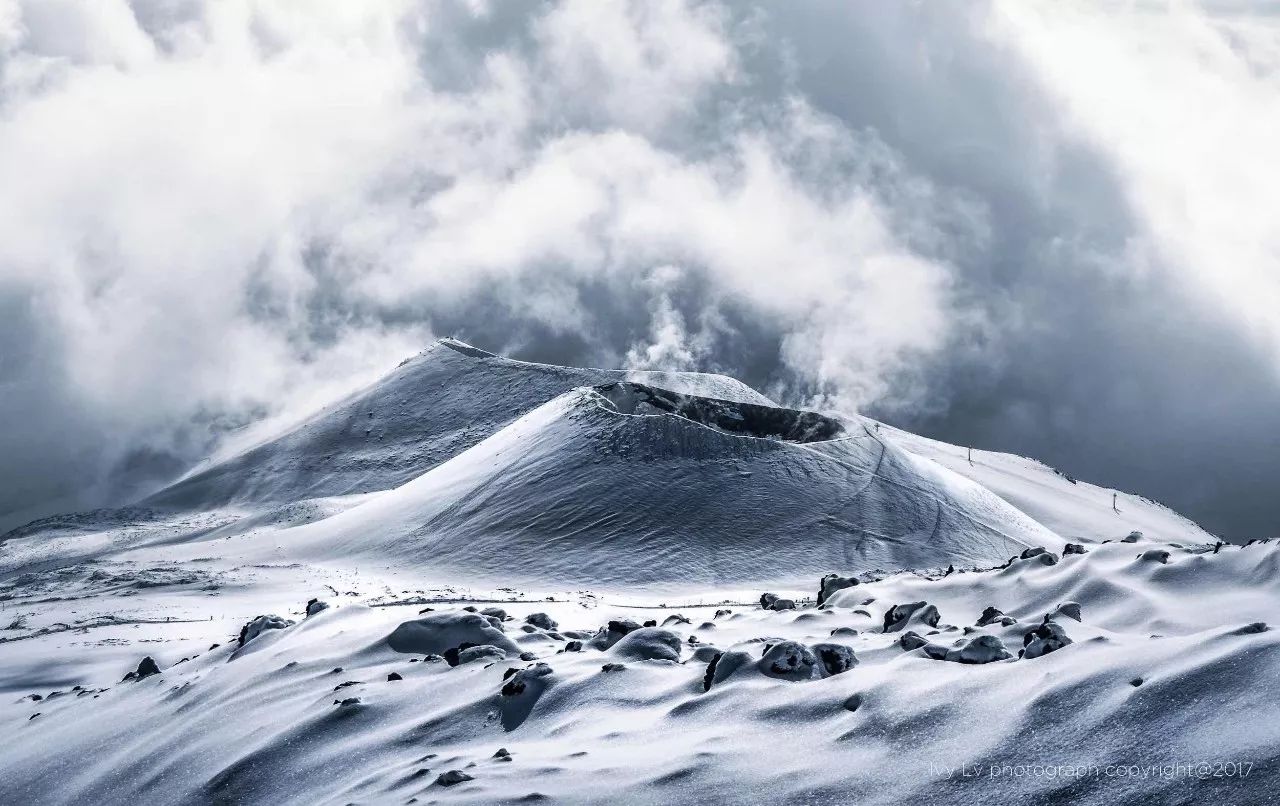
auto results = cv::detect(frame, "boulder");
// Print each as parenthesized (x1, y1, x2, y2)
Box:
(588, 619, 642, 650)
(1063, 543, 1088, 555)
(703, 650, 753, 690)
(436, 770, 474, 787)
(305, 598, 330, 617)
(1018, 547, 1059, 566)
(945, 635, 1011, 664)
(883, 602, 940, 633)
(758, 641, 823, 682)
(238, 615, 294, 647)
(811, 643, 858, 676)
(817, 574, 859, 606)
(524, 612, 558, 631)
(975, 606, 1006, 627)
(1023, 621, 1073, 659)
(124, 656, 161, 682)
(1053, 602, 1083, 622)
(455, 645, 507, 665)
(899, 631, 929, 651)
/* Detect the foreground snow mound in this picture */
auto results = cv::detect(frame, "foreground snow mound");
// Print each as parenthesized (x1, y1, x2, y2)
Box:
(144, 339, 774, 510)
(279, 385, 1059, 586)
(6, 539, 1277, 806)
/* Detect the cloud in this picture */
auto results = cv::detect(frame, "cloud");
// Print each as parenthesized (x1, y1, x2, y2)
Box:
(0, 0, 967, 528)
(1, 0, 1277, 539)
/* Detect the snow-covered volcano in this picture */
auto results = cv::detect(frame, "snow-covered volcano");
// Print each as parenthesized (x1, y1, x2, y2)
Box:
(145, 339, 773, 510)
(1, 340, 1270, 806)
(268, 379, 1058, 587)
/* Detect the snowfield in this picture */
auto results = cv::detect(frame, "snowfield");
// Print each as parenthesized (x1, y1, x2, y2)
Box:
(1, 340, 1275, 805)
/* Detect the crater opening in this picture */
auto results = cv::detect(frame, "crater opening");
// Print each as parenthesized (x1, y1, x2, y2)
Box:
(592, 382, 843, 443)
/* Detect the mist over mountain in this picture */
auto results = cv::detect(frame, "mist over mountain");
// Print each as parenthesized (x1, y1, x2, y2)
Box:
(2, 1, 1279, 538)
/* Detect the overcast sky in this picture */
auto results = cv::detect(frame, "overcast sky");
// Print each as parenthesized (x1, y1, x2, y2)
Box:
(1, 1, 1277, 538)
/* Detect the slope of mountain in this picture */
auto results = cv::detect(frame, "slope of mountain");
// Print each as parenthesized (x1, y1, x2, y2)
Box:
(882, 424, 1218, 544)
(144, 339, 775, 511)
(265, 382, 1060, 588)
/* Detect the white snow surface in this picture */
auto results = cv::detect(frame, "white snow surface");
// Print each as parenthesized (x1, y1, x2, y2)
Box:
(0, 340, 1272, 805)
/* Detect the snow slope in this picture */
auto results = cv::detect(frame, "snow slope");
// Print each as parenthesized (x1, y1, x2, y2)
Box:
(257, 383, 1059, 588)
(145, 339, 774, 511)
(1, 536, 1275, 806)
(882, 423, 1217, 545)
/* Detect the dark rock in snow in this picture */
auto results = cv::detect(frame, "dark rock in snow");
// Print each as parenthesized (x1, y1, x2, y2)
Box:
(524, 613, 558, 631)
(661, 614, 691, 626)
(975, 607, 1006, 627)
(1122, 531, 1143, 543)
(899, 631, 929, 651)
(587, 620, 641, 651)
(238, 614, 294, 647)
(768, 598, 797, 611)
(387, 672, 403, 681)
(493, 748, 511, 759)
(519, 651, 539, 661)
(562, 640, 583, 653)
(830, 626, 858, 637)
(456, 645, 506, 665)
(882, 602, 940, 632)
(1063, 543, 1087, 555)
(443, 643, 478, 666)
(922, 643, 951, 660)
(335, 697, 361, 707)
(1138, 549, 1170, 564)
(1130, 677, 1144, 687)
(1053, 602, 1083, 622)
(305, 598, 329, 617)
(498, 663, 555, 730)
(1234, 622, 1269, 635)
(811, 643, 858, 676)
(715, 609, 732, 618)
(945, 635, 1011, 664)
(817, 574, 858, 606)
(436, 770, 474, 787)
(601, 663, 626, 672)
(501, 663, 553, 697)
(1023, 621, 1073, 659)
(125, 656, 161, 682)
(759, 641, 822, 681)
(1018, 547, 1059, 566)
(480, 607, 509, 621)
(703, 650, 753, 690)
(643, 620, 658, 627)
(759, 593, 779, 609)
(843, 693, 863, 712)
